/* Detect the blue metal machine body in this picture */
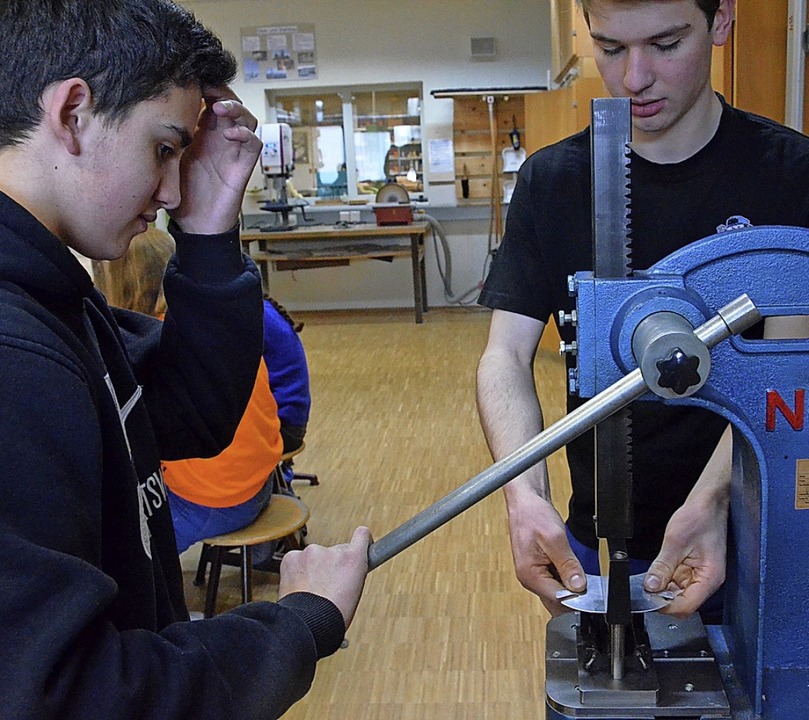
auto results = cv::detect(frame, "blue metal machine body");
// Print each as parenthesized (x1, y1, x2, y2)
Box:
(560, 225, 809, 718)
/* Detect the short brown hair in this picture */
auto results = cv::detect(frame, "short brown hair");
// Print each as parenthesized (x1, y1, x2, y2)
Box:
(578, 0, 721, 30)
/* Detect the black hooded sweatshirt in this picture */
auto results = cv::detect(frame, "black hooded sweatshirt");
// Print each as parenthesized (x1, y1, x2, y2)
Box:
(0, 191, 345, 720)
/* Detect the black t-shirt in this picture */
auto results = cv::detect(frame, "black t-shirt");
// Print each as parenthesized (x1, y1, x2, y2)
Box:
(479, 98, 809, 559)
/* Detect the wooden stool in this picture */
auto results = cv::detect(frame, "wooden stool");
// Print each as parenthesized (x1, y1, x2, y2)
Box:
(193, 494, 310, 617)
(279, 440, 319, 487)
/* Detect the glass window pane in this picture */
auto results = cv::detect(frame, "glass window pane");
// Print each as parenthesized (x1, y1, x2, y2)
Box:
(354, 131, 391, 182)
(352, 90, 422, 196)
(272, 93, 344, 198)
(316, 125, 346, 197)
(271, 84, 422, 200)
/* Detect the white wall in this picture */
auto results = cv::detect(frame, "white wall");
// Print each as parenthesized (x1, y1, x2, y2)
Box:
(181, 0, 551, 109)
(179, 0, 553, 311)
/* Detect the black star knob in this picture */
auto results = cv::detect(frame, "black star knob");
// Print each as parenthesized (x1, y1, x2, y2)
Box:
(655, 349, 702, 395)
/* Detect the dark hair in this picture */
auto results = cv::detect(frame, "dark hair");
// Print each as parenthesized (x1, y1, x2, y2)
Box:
(578, 0, 721, 30)
(265, 295, 304, 333)
(0, 0, 237, 148)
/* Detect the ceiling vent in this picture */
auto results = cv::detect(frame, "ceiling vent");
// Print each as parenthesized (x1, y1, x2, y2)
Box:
(470, 37, 496, 59)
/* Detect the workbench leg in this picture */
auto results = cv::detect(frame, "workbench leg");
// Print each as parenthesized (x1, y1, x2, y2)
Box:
(255, 239, 270, 293)
(410, 233, 425, 323)
(258, 261, 270, 293)
(420, 242, 428, 313)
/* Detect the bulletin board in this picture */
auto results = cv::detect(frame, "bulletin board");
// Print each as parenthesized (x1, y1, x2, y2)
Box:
(241, 24, 318, 82)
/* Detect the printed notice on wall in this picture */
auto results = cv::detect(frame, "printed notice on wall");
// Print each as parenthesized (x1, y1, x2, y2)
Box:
(797, 459, 809, 509)
(241, 24, 317, 82)
(428, 139, 454, 176)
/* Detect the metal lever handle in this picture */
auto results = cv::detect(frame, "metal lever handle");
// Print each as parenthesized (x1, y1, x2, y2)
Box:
(367, 294, 760, 571)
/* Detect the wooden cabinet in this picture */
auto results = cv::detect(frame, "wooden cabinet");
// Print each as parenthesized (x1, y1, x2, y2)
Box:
(444, 73, 607, 206)
(732, 0, 788, 124)
(451, 95, 526, 203)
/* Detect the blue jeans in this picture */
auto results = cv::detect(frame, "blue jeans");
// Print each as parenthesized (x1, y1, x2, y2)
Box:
(168, 478, 273, 554)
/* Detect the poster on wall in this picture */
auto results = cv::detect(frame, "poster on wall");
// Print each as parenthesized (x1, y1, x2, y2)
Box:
(241, 24, 317, 82)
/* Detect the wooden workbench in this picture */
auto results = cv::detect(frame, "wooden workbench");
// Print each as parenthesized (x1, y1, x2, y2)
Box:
(240, 221, 430, 323)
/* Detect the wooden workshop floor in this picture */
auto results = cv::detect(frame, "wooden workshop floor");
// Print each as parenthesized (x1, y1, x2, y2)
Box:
(180, 306, 572, 719)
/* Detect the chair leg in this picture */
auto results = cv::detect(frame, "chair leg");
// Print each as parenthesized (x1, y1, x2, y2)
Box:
(292, 472, 319, 486)
(241, 545, 254, 604)
(204, 546, 224, 618)
(284, 531, 305, 552)
(271, 465, 290, 495)
(193, 543, 211, 586)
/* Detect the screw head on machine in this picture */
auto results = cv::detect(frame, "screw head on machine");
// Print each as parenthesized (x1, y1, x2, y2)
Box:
(558, 309, 578, 327)
(568, 368, 579, 394)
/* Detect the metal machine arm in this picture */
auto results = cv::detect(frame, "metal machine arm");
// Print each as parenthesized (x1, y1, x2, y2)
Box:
(366, 295, 759, 571)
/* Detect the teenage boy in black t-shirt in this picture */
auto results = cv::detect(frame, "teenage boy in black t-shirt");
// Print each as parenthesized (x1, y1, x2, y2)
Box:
(477, 0, 809, 617)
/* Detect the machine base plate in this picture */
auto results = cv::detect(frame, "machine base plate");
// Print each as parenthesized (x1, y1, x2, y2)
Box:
(545, 612, 730, 718)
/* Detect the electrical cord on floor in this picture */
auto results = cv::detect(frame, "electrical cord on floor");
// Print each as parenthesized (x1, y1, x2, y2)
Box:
(421, 213, 495, 307)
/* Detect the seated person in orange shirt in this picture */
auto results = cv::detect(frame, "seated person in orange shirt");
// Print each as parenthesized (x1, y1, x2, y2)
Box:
(162, 364, 281, 551)
(94, 227, 282, 552)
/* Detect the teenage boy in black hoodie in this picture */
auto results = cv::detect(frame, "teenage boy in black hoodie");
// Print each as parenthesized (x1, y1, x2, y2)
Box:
(0, 2, 370, 719)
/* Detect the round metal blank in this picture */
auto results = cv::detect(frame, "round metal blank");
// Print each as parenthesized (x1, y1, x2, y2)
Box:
(555, 573, 679, 613)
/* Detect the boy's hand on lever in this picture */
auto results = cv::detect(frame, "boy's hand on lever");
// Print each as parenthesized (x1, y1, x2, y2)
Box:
(279, 526, 373, 629)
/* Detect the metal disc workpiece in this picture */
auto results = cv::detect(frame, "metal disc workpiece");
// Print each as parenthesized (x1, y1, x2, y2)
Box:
(555, 573, 678, 613)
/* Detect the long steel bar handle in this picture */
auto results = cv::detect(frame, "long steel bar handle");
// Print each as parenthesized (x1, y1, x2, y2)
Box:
(367, 294, 760, 571)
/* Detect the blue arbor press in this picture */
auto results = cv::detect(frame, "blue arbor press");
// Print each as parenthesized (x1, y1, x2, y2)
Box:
(545, 224, 809, 719)
(363, 93, 809, 717)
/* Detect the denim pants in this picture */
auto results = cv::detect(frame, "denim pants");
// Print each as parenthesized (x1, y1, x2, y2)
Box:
(168, 478, 273, 554)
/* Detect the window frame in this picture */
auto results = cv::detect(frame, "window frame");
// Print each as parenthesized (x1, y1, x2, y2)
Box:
(266, 81, 424, 201)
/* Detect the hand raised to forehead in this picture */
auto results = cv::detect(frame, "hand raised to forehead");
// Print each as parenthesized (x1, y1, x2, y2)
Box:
(171, 86, 261, 235)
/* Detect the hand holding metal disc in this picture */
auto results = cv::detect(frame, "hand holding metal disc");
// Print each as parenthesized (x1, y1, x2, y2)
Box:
(555, 574, 680, 614)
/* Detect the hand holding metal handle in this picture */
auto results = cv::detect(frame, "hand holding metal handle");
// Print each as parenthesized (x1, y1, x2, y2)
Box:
(367, 294, 760, 571)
